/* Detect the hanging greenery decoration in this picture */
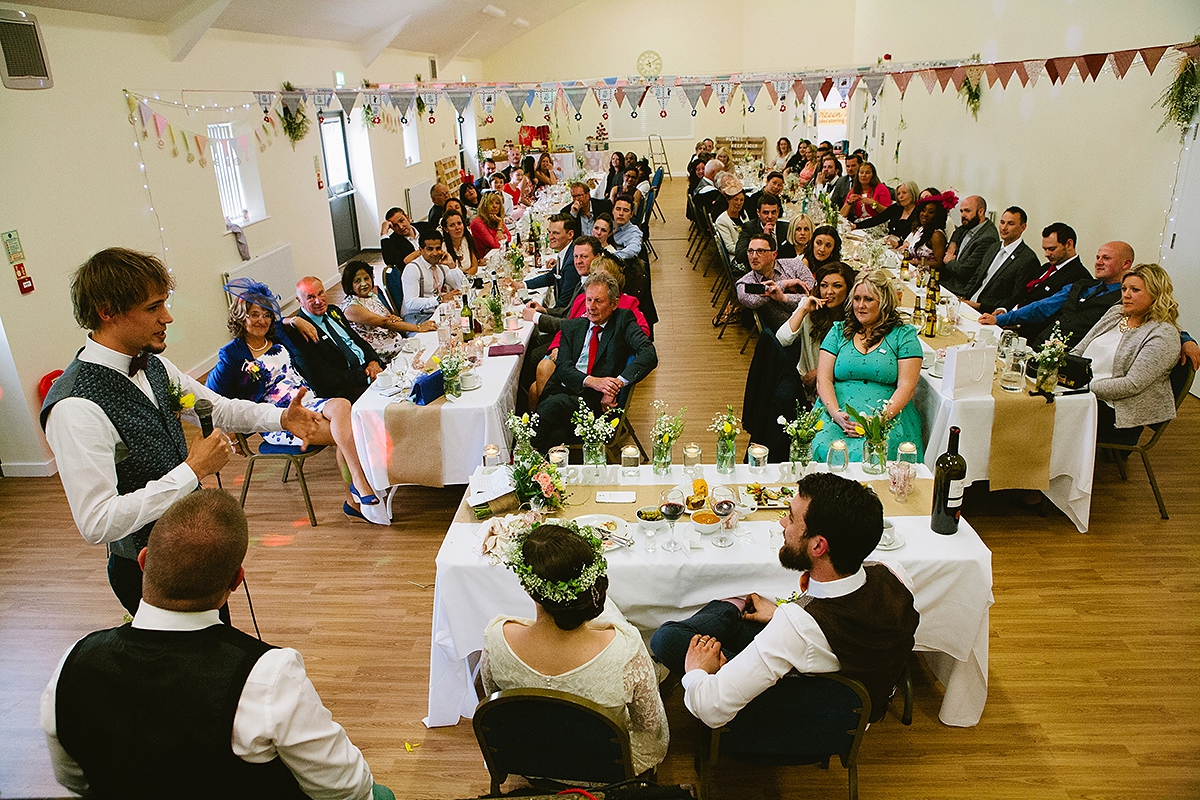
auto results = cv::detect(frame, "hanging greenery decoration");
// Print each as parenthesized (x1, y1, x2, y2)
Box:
(958, 54, 983, 121)
(278, 81, 310, 150)
(1156, 36, 1200, 141)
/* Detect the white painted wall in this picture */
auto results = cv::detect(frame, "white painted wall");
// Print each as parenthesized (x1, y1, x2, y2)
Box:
(0, 4, 479, 475)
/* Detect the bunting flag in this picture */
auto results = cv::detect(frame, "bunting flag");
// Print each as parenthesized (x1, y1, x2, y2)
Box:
(446, 89, 473, 121)
(862, 73, 886, 99)
(920, 69, 938, 94)
(563, 85, 590, 118)
(252, 91, 276, 117)
(963, 64, 985, 88)
(847, 76, 861, 99)
(764, 81, 778, 107)
(835, 75, 853, 103)
(1078, 52, 1108, 82)
(594, 85, 615, 119)
(741, 81, 761, 111)
(614, 86, 626, 108)
(1045, 56, 1075, 84)
(1139, 46, 1168, 75)
(993, 62, 1017, 89)
(419, 90, 440, 121)
(153, 112, 168, 147)
(1023, 60, 1044, 87)
(793, 79, 808, 104)
(501, 88, 525, 120)
(1111, 49, 1138, 78)
(390, 89, 415, 120)
(772, 78, 791, 110)
(334, 90, 359, 115)
(167, 124, 178, 157)
(818, 76, 834, 100)
(281, 91, 302, 115)
(713, 80, 734, 112)
(680, 83, 706, 115)
(477, 89, 497, 122)
(935, 68, 955, 91)
(700, 84, 713, 107)
(891, 71, 913, 97)
(194, 133, 207, 167)
(652, 84, 671, 117)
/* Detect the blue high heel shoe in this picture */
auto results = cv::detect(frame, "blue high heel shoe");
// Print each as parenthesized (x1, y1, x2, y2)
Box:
(343, 502, 369, 523)
(350, 485, 379, 506)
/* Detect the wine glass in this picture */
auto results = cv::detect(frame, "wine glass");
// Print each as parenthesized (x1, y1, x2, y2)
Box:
(659, 488, 686, 553)
(709, 485, 736, 548)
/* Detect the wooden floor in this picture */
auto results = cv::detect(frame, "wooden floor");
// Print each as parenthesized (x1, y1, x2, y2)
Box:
(2, 181, 1199, 799)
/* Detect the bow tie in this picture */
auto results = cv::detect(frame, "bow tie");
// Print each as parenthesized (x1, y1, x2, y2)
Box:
(128, 351, 151, 376)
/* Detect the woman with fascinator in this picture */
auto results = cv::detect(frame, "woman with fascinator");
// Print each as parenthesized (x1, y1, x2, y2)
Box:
(206, 279, 382, 523)
(900, 191, 957, 268)
(480, 523, 668, 776)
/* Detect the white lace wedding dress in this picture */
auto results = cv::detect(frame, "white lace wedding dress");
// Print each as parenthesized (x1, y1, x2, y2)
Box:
(480, 606, 669, 775)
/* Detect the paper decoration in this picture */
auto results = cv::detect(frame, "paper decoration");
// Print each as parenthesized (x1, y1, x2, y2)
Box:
(652, 85, 671, 117)
(818, 77, 834, 100)
(680, 83, 706, 116)
(741, 81, 761, 111)
(446, 89, 473, 122)
(919, 69, 938, 94)
(835, 75, 853, 103)
(699, 84, 713, 107)
(281, 91, 303, 115)
(891, 71, 913, 97)
(1078, 53, 1108, 82)
(772, 78, 791, 110)
(563, 86, 590, 119)
(713, 81, 734, 112)
(993, 62, 1017, 89)
(862, 73, 886, 99)
(594, 85, 614, 120)
(792, 79, 807, 104)
(1023, 60, 1044, 87)
(1045, 56, 1075, 84)
(419, 90, 440, 122)
(963, 64, 985, 88)
(194, 133, 207, 167)
(477, 89, 497, 123)
(1111, 49, 1138, 78)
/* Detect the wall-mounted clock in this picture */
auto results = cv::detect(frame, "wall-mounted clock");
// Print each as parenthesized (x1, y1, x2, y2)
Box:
(637, 50, 663, 78)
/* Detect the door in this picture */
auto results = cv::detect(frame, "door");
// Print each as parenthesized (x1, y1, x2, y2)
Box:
(319, 112, 360, 265)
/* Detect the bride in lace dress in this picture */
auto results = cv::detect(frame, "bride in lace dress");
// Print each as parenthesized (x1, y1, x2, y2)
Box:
(480, 523, 668, 776)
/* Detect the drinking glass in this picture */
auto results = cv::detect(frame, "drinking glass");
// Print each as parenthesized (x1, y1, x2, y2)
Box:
(710, 485, 736, 548)
(682, 442, 702, 478)
(826, 440, 848, 472)
(888, 461, 914, 502)
(659, 489, 686, 553)
(548, 445, 569, 469)
(747, 444, 769, 474)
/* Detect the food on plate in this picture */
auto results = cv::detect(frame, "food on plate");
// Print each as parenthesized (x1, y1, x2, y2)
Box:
(744, 483, 796, 505)
(595, 519, 619, 533)
(692, 511, 719, 525)
(637, 507, 664, 522)
(686, 478, 710, 511)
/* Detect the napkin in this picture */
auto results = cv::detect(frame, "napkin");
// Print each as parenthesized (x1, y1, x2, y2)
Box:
(410, 369, 444, 406)
(488, 343, 525, 357)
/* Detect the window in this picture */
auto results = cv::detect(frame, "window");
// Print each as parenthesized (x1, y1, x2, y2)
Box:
(208, 122, 266, 225)
(401, 115, 421, 167)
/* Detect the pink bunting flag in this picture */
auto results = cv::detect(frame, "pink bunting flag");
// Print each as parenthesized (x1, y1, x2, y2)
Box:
(891, 71, 913, 97)
(764, 81, 778, 107)
(950, 66, 966, 91)
(792, 79, 807, 103)
(700, 84, 713, 107)
(153, 112, 168, 139)
(935, 68, 955, 91)
(993, 62, 1017, 89)
(1111, 49, 1138, 78)
(614, 86, 625, 107)
(920, 69, 938, 94)
(963, 64, 985, 88)
(984, 65, 1000, 88)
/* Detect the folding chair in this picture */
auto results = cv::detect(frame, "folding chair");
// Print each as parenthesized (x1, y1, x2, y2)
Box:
(234, 433, 327, 527)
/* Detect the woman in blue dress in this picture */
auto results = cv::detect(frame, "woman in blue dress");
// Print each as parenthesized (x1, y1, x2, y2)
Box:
(812, 268, 924, 462)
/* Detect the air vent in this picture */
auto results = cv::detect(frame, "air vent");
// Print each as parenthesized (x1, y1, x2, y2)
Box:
(0, 9, 52, 90)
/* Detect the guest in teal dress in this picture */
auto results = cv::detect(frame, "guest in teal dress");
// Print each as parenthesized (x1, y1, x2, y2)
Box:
(812, 268, 924, 462)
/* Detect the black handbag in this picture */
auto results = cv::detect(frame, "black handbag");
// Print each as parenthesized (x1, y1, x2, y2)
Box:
(1026, 353, 1092, 389)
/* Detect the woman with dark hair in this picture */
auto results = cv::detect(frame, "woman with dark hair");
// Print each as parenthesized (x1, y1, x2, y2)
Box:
(841, 161, 892, 222)
(457, 182, 479, 215)
(338, 261, 434, 364)
(606, 151, 626, 197)
(534, 152, 558, 188)
(777, 261, 856, 399)
(608, 168, 644, 218)
(440, 208, 480, 276)
(207, 280, 381, 521)
(481, 523, 669, 775)
(801, 225, 843, 274)
(592, 212, 615, 251)
(811, 268, 924, 462)
(773, 137, 793, 172)
(902, 198, 951, 267)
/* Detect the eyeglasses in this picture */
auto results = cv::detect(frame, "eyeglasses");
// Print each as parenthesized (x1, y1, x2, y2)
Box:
(246, 310, 273, 321)
(746, 248, 776, 256)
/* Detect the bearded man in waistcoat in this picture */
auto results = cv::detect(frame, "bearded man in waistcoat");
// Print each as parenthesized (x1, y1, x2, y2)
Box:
(651, 472, 920, 726)
(41, 248, 321, 616)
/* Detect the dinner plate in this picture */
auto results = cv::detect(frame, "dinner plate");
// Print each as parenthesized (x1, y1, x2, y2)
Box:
(572, 514, 632, 550)
(743, 483, 795, 509)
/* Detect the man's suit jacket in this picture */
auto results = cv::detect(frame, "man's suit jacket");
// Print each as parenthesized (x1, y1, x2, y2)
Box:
(290, 306, 380, 401)
(942, 219, 1000, 297)
(536, 281, 586, 334)
(829, 175, 852, 210)
(544, 308, 657, 406)
(968, 240, 1041, 313)
(380, 233, 415, 267)
(559, 196, 612, 221)
(1019, 255, 1090, 306)
(736, 219, 797, 266)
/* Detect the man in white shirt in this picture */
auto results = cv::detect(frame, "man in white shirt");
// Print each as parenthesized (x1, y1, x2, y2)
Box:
(962, 206, 1041, 313)
(650, 473, 919, 728)
(400, 229, 463, 324)
(41, 248, 322, 615)
(608, 196, 644, 261)
(488, 173, 515, 217)
(41, 490, 392, 800)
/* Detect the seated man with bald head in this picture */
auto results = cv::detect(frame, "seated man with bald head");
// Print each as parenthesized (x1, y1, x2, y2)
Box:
(290, 276, 382, 401)
(941, 195, 999, 297)
(42, 490, 394, 800)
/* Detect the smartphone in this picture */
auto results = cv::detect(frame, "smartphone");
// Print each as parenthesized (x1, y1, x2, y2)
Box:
(744, 283, 766, 295)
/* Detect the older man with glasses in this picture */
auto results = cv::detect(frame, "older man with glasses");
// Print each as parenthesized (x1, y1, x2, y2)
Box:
(735, 233, 811, 330)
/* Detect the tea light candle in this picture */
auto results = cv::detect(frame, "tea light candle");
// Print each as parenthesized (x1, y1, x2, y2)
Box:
(548, 445, 568, 467)
(482, 443, 501, 473)
(621, 445, 640, 477)
(897, 441, 918, 463)
(747, 444, 769, 474)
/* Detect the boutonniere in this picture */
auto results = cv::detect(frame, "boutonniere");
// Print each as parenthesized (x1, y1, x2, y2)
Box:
(165, 380, 196, 418)
(242, 360, 265, 382)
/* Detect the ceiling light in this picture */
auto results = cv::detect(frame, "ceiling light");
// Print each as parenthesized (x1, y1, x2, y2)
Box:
(482, 5, 506, 18)
(512, 17, 530, 27)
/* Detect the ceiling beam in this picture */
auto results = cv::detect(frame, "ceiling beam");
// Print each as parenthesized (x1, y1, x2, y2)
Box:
(360, 15, 411, 69)
(438, 30, 479, 73)
(164, 0, 232, 62)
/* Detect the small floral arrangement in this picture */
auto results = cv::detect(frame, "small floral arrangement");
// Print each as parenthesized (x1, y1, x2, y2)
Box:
(1035, 321, 1071, 369)
(572, 399, 621, 446)
(505, 518, 604, 602)
(508, 247, 526, 279)
(845, 401, 894, 446)
(778, 402, 825, 445)
(507, 411, 539, 455)
(432, 347, 466, 382)
(242, 359, 265, 383)
(819, 191, 840, 227)
(651, 400, 687, 447)
(165, 380, 196, 418)
(707, 404, 742, 443)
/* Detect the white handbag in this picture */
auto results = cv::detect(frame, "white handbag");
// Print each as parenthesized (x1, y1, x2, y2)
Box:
(941, 343, 996, 399)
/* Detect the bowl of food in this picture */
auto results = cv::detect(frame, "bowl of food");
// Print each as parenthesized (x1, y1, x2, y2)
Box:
(691, 510, 721, 535)
(636, 506, 667, 531)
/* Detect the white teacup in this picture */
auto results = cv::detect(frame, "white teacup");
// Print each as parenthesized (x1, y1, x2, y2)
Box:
(460, 371, 481, 391)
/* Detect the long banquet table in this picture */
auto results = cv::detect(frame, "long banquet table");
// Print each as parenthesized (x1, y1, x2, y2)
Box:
(426, 462, 994, 728)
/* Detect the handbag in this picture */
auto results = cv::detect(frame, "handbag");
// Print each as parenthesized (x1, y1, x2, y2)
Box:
(940, 342, 996, 399)
(1059, 353, 1093, 388)
(410, 369, 444, 405)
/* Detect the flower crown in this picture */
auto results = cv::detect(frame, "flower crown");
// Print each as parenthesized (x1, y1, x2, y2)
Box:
(505, 520, 607, 604)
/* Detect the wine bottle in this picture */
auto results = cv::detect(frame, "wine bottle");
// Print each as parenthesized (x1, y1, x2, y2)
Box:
(923, 267, 940, 338)
(460, 289, 474, 342)
(931, 426, 967, 534)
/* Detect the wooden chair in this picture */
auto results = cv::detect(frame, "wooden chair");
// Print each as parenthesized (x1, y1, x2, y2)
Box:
(1097, 364, 1195, 519)
(234, 433, 327, 527)
(473, 688, 636, 795)
(694, 673, 872, 800)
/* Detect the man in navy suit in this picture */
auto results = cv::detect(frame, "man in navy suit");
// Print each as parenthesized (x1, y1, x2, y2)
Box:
(1016, 222, 1090, 307)
(962, 206, 1042, 314)
(533, 271, 658, 451)
(290, 276, 381, 401)
(560, 181, 612, 237)
(520, 213, 581, 305)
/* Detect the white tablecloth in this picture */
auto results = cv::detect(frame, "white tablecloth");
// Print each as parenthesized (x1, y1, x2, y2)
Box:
(426, 463, 994, 728)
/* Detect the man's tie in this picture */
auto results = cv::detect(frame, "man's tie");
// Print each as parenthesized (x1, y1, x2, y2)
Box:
(319, 315, 361, 368)
(586, 325, 601, 375)
(1025, 264, 1057, 291)
(128, 351, 150, 376)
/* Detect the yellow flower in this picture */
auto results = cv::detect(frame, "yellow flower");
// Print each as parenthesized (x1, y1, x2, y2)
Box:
(662, 433, 670, 444)
(815, 420, 824, 431)
(431, 355, 441, 365)
(522, 413, 530, 424)
(179, 393, 196, 410)
(610, 417, 620, 428)
(854, 425, 865, 435)
(723, 421, 732, 434)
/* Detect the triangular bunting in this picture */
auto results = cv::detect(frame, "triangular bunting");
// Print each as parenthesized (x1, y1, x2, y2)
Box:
(335, 90, 360, 114)
(891, 71, 913, 97)
(563, 86, 590, 112)
(652, 85, 671, 114)
(994, 62, 1017, 89)
(984, 65, 1000, 88)
(772, 78, 791, 107)
(446, 89, 473, 115)
(614, 86, 626, 107)
(1111, 49, 1137, 78)
(1050, 56, 1077, 84)
(680, 83, 706, 111)
(741, 81, 761, 109)
(390, 90, 415, 116)
(847, 76, 861, 99)
(281, 91, 302, 115)
(524, 89, 536, 109)
(819, 77, 834, 100)
(863, 74, 886, 98)
(963, 64, 985, 88)
(764, 81, 777, 107)
(792, 79, 808, 103)
(1178, 42, 1200, 61)
(1140, 46, 1167, 75)
(700, 84, 713, 107)
(713, 81, 734, 109)
(1080, 52, 1108, 81)
(153, 112, 168, 140)
(1023, 60, 1044, 87)
(935, 68, 955, 91)
(835, 75, 853, 101)
(950, 67, 966, 91)
(920, 69, 938, 94)
(1014, 61, 1029, 87)
(502, 89, 525, 114)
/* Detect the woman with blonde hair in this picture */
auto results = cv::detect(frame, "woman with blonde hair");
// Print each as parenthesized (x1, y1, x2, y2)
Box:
(469, 192, 511, 257)
(856, 180, 921, 243)
(1072, 263, 1184, 444)
(811, 268, 924, 461)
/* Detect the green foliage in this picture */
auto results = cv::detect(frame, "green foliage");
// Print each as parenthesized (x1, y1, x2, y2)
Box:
(1156, 39, 1200, 141)
(278, 81, 311, 149)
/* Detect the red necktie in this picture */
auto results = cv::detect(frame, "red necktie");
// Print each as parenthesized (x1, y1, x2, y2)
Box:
(1025, 264, 1056, 291)
(586, 325, 601, 374)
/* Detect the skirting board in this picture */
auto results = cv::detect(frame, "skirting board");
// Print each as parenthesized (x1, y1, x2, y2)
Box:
(3, 455, 57, 478)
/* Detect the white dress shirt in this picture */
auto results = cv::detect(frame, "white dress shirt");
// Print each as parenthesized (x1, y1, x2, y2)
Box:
(679, 563, 912, 729)
(44, 339, 283, 547)
(41, 602, 375, 800)
(401, 256, 464, 314)
(971, 239, 1021, 302)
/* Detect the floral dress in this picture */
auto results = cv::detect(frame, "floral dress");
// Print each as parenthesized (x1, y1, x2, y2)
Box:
(248, 344, 330, 446)
(811, 321, 924, 462)
(341, 294, 404, 365)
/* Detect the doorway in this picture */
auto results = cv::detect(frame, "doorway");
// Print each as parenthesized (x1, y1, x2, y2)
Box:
(319, 111, 360, 265)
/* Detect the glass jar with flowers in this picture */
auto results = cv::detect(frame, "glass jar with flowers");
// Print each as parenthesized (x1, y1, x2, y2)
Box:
(778, 402, 825, 475)
(650, 400, 687, 475)
(433, 347, 466, 399)
(707, 405, 742, 474)
(845, 401, 895, 475)
(1033, 321, 1070, 395)
(572, 399, 621, 478)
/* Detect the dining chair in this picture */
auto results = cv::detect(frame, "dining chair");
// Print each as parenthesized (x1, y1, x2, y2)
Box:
(473, 687, 636, 795)
(234, 432, 327, 526)
(1097, 364, 1194, 519)
(694, 672, 872, 800)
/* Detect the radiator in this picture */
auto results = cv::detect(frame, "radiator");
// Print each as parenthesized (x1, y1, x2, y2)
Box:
(220, 244, 298, 314)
